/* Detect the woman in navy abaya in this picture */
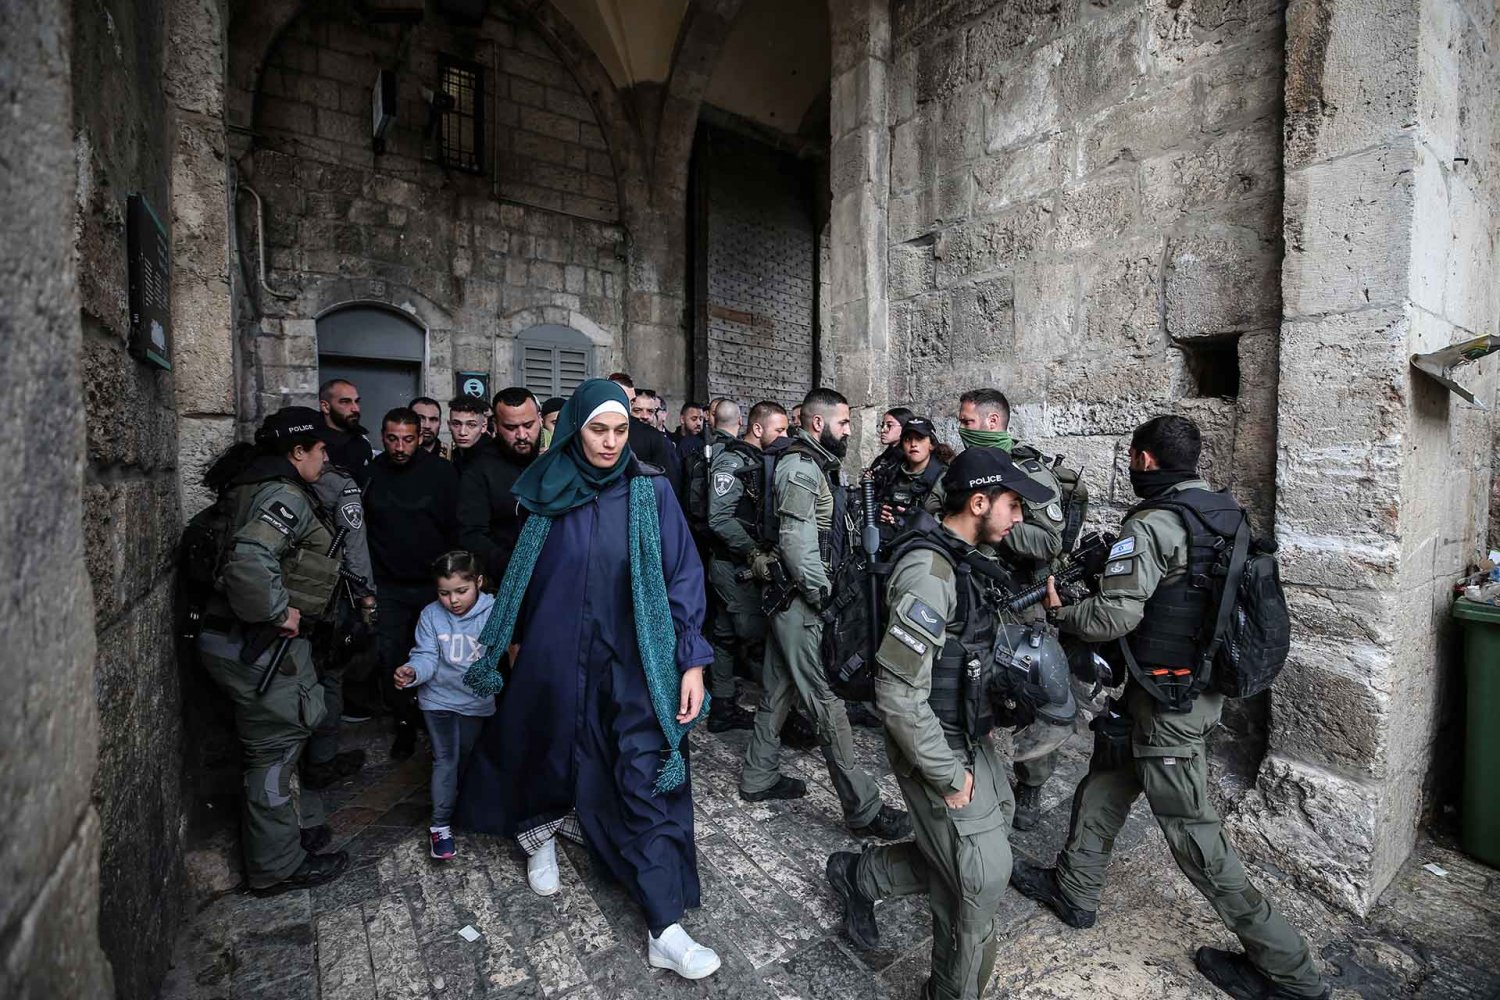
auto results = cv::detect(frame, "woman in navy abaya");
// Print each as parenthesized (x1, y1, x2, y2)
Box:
(455, 379, 720, 980)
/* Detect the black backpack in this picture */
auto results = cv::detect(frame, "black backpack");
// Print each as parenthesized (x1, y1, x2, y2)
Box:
(1130, 498, 1291, 702)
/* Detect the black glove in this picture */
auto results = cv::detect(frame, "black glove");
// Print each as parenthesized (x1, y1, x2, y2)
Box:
(1088, 706, 1132, 771)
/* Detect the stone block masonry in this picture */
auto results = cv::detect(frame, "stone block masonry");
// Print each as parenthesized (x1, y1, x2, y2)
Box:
(881, 0, 1285, 533)
(236, 6, 627, 431)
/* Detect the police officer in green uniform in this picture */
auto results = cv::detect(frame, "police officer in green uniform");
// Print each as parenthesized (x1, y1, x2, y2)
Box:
(739, 388, 910, 840)
(196, 407, 350, 895)
(932, 388, 1070, 831)
(704, 400, 789, 731)
(826, 447, 1053, 1000)
(1012, 415, 1329, 1000)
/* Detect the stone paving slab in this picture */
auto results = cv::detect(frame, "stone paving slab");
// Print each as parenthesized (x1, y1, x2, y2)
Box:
(159, 717, 1500, 1000)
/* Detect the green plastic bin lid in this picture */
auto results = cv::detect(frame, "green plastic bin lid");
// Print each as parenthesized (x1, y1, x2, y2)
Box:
(1452, 596, 1500, 623)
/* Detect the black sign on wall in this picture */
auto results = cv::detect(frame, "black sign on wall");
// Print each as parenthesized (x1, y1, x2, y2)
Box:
(454, 370, 490, 403)
(127, 193, 172, 369)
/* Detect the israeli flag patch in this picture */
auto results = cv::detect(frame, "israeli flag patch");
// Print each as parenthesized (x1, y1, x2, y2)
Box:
(1109, 537, 1136, 559)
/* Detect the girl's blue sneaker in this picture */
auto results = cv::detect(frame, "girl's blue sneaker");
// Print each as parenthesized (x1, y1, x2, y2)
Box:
(430, 830, 456, 861)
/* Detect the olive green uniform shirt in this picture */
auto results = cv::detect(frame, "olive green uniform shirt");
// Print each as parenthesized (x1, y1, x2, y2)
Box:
(773, 429, 838, 602)
(874, 528, 987, 798)
(1052, 479, 1207, 642)
(707, 442, 759, 559)
(218, 480, 331, 626)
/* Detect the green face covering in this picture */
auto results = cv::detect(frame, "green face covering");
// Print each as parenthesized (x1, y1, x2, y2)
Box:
(957, 427, 1015, 452)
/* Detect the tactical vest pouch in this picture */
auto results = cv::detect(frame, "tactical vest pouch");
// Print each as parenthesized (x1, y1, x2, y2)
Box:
(282, 544, 342, 617)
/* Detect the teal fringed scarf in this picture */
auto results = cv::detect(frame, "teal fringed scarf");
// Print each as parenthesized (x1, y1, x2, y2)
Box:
(462, 475, 708, 794)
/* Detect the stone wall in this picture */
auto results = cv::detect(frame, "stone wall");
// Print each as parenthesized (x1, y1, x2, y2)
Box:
(233, 3, 626, 431)
(1241, 0, 1499, 914)
(881, 0, 1285, 532)
(701, 126, 819, 407)
(74, 0, 190, 991)
(0, 0, 114, 995)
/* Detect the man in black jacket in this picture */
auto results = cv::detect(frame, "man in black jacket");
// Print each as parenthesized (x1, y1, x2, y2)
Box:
(364, 407, 459, 758)
(459, 387, 541, 585)
(318, 378, 374, 486)
(609, 372, 683, 493)
(446, 395, 493, 475)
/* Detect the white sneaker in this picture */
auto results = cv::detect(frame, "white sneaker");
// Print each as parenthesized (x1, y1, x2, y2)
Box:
(526, 838, 561, 896)
(647, 923, 721, 980)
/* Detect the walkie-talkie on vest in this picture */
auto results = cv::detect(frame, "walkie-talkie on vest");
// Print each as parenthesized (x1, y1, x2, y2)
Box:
(254, 526, 349, 696)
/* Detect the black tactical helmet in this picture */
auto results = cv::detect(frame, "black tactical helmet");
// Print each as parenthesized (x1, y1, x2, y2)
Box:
(988, 623, 1076, 729)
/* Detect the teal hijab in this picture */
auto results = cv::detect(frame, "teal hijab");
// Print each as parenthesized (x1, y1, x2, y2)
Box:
(512, 379, 632, 516)
(464, 378, 708, 792)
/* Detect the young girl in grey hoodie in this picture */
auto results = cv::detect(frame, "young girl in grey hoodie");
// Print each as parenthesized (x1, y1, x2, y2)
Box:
(394, 551, 495, 860)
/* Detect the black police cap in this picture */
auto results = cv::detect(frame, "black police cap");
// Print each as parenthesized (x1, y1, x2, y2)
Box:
(541, 396, 566, 416)
(901, 416, 936, 440)
(257, 406, 323, 443)
(941, 447, 1053, 503)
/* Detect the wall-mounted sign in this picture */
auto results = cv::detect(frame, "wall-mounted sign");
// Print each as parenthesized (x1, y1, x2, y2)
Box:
(455, 370, 490, 402)
(127, 193, 171, 369)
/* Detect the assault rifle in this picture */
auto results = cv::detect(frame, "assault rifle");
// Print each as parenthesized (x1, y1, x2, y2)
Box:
(245, 526, 350, 696)
(737, 557, 798, 618)
(1000, 531, 1113, 615)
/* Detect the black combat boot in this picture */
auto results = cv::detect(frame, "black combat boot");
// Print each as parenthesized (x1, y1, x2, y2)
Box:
(740, 775, 807, 802)
(252, 851, 349, 897)
(1012, 783, 1042, 832)
(825, 851, 879, 949)
(706, 700, 756, 733)
(851, 804, 912, 840)
(299, 824, 332, 853)
(1194, 947, 1331, 1000)
(302, 749, 367, 790)
(1008, 859, 1095, 928)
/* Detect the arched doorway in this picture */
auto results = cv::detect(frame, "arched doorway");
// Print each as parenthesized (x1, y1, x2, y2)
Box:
(316, 305, 426, 447)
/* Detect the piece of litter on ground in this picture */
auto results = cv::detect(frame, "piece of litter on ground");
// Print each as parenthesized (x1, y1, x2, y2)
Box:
(1423, 862, 1449, 877)
(458, 925, 481, 942)
(432, 974, 445, 990)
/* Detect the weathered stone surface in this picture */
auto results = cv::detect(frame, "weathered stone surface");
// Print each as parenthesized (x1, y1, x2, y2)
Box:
(1164, 229, 1281, 336)
(1, 0, 113, 995)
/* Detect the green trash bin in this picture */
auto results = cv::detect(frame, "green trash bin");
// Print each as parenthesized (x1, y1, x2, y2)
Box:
(1455, 596, 1500, 868)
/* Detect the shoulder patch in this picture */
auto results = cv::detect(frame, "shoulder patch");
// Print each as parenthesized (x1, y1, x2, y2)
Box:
(257, 511, 292, 537)
(887, 623, 928, 656)
(340, 484, 362, 497)
(1104, 559, 1132, 577)
(907, 599, 944, 635)
(1109, 537, 1136, 559)
(1021, 459, 1044, 473)
(341, 501, 365, 530)
(270, 501, 299, 525)
(1045, 502, 1064, 522)
(789, 469, 820, 492)
(713, 471, 734, 497)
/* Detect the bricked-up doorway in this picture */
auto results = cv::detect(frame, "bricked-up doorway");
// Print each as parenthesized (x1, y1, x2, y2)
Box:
(689, 124, 819, 410)
(317, 305, 426, 450)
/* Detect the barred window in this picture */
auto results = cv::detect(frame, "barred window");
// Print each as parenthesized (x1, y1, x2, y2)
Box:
(438, 57, 484, 173)
(515, 325, 594, 398)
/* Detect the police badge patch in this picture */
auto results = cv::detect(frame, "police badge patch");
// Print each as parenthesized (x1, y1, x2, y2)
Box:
(341, 502, 364, 530)
(713, 472, 734, 497)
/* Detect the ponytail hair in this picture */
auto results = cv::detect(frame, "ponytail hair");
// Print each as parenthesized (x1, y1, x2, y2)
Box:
(932, 441, 956, 466)
(432, 550, 484, 582)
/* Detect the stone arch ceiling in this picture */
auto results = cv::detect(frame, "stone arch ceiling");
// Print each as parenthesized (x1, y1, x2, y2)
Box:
(548, 0, 690, 86)
(703, 0, 829, 134)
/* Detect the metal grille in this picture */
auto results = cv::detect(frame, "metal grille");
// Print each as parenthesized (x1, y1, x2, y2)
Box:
(438, 58, 484, 173)
(520, 345, 589, 397)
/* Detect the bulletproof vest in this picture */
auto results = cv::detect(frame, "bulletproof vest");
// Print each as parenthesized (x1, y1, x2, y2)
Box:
(227, 476, 341, 617)
(718, 438, 764, 547)
(881, 461, 943, 511)
(771, 437, 849, 570)
(1123, 486, 1245, 700)
(887, 514, 1007, 742)
(1011, 443, 1089, 562)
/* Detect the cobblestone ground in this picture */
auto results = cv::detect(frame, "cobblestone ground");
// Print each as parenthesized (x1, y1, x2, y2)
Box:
(161, 713, 1500, 1000)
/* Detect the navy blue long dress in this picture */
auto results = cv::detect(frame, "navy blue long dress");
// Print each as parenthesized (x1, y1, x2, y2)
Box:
(455, 467, 714, 930)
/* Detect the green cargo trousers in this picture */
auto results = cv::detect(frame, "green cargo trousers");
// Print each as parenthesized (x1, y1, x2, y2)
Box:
(740, 595, 883, 827)
(857, 742, 1014, 1000)
(707, 557, 767, 699)
(1057, 685, 1322, 995)
(200, 634, 328, 888)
